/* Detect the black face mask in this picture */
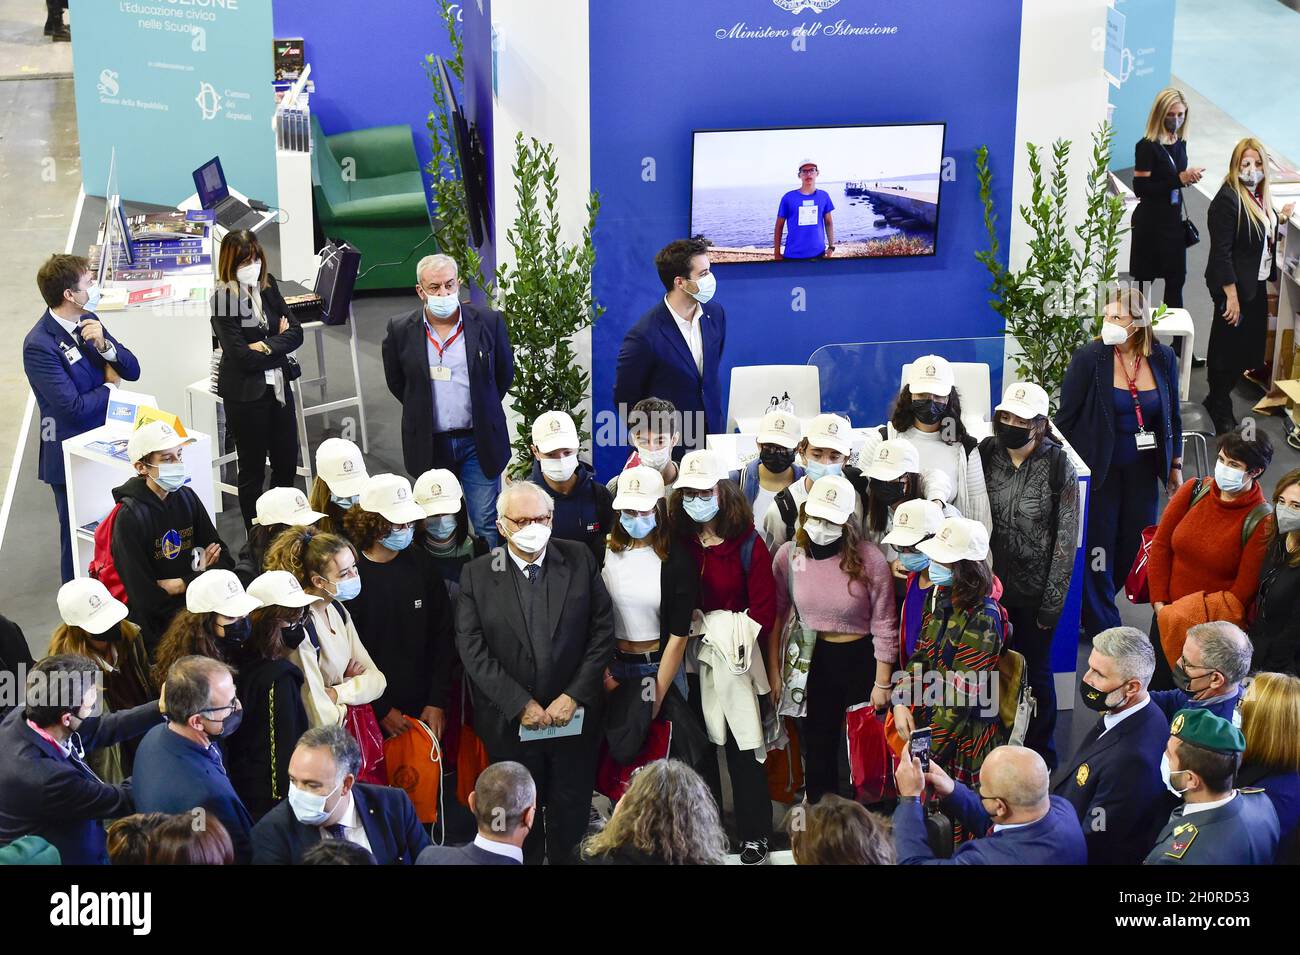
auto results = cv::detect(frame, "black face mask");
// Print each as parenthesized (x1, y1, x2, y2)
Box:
(282, 621, 308, 650)
(994, 421, 1034, 451)
(870, 478, 907, 506)
(806, 538, 842, 561)
(220, 617, 252, 647)
(96, 623, 125, 644)
(1079, 678, 1123, 712)
(207, 707, 242, 739)
(759, 446, 797, 473)
(910, 399, 947, 426)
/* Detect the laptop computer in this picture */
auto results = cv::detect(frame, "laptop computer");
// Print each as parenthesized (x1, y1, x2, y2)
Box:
(192, 156, 265, 232)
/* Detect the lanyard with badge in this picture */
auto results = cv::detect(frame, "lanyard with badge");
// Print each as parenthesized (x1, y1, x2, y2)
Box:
(1119, 350, 1156, 451)
(425, 319, 463, 382)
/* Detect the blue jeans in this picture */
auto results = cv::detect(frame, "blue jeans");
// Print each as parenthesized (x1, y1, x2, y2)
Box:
(434, 432, 500, 548)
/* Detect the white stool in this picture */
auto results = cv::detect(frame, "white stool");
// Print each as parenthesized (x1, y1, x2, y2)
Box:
(296, 307, 370, 454)
(1152, 307, 1195, 402)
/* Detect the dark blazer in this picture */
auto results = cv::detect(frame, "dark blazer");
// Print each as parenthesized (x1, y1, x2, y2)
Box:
(381, 302, 515, 480)
(250, 782, 429, 864)
(22, 309, 141, 485)
(0, 615, 34, 723)
(455, 538, 615, 756)
(614, 299, 726, 451)
(1055, 339, 1182, 490)
(416, 839, 521, 865)
(1205, 182, 1279, 301)
(0, 700, 161, 866)
(1149, 686, 1241, 725)
(1052, 698, 1171, 865)
(893, 787, 1087, 865)
(210, 278, 304, 402)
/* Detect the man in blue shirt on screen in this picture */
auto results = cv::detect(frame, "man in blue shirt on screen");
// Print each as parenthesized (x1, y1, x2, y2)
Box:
(774, 159, 836, 260)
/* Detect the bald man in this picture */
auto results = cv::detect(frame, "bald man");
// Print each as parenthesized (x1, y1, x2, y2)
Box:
(892, 745, 1087, 864)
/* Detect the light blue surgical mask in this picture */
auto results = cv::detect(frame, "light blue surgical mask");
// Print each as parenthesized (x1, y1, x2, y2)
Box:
(928, 561, 953, 586)
(382, 527, 414, 551)
(899, 550, 930, 573)
(687, 272, 716, 305)
(151, 462, 187, 492)
(428, 514, 458, 539)
(620, 513, 657, 540)
(425, 293, 460, 320)
(683, 495, 719, 524)
(804, 460, 843, 482)
(323, 575, 361, 602)
(330, 493, 359, 509)
(1275, 504, 1300, 535)
(1215, 461, 1250, 493)
(81, 285, 102, 312)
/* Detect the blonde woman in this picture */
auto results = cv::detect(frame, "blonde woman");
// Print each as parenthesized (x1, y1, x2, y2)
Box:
(1131, 88, 1204, 309)
(1238, 672, 1300, 860)
(1204, 138, 1296, 433)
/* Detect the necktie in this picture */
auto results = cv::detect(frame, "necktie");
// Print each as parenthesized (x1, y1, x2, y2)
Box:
(525, 563, 539, 584)
(326, 823, 347, 842)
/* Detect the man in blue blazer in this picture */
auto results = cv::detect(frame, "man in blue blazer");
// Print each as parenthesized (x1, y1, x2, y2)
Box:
(252, 724, 429, 865)
(894, 745, 1087, 865)
(382, 253, 514, 547)
(614, 239, 726, 457)
(23, 254, 141, 582)
(417, 760, 533, 865)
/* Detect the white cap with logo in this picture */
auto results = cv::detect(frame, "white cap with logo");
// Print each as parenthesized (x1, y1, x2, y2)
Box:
(57, 578, 129, 634)
(252, 487, 327, 527)
(127, 420, 194, 465)
(804, 475, 856, 525)
(865, 438, 921, 482)
(756, 410, 801, 449)
(906, 355, 955, 397)
(675, 449, 724, 491)
(413, 468, 463, 517)
(315, 437, 369, 498)
(882, 498, 945, 547)
(995, 380, 1050, 421)
(185, 569, 263, 617)
(246, 569, 320, 609)
(359, 473, 427, 525)
(613, 466, 664, 511)
(805, 413, 853, 456)
(531, 410, 580, 454)
(918, 517, 990, 564)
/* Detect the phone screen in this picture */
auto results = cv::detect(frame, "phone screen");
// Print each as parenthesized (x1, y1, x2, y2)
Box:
(909, 727, 933, 771)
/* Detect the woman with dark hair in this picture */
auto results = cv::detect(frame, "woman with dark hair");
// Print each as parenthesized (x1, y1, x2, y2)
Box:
(413, 468, 490, 602)
(1148, 426, 1274, 687)
(1251, 469, 1300, 675)
(223, 570, 316, 820)
(861, 437, 922, 546)
(788, 794, 895, 865)
(308, 437, 369, 538)
(580, 760, 728, 865)
(891, 517, 1007, 842)
(210, 229, 304, 528)
(728, 409, 804, 529)
(149, 569, 263, 689)
(769, 475, 896, 804)
(233, 487, 327, 585)
(671, 449, 776, 865)
(344, 473, 455, 741)
(149, 813, 234, 865)
(761, 413, 864, 551)
(881, 498, 946, 666)
(105, 813, 169, 865)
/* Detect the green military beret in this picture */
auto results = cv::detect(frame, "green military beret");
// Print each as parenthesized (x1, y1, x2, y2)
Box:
(1170, 708, 1245, 754)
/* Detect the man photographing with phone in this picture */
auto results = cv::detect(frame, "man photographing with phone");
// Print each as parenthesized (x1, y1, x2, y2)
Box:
(24, 254, 141, 582)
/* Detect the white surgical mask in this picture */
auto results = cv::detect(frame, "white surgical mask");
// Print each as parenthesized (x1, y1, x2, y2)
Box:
(425, 292, 460, 320)
(287, 778, 344, 826)
(1100, 322, 1132, 346)
(687, 272, 716, 305)
(236, 261, 262, 286)
(1238, 167, 1263, 189)
(1160, 753, 1191, 797)
(1275, 504, 1300, 535)
(1215, 461, 1249, 493)
(540, 455, 578, 482)
(506, 521, 551, 554)
(80, 286, 103, 312)
(804, 518, 843, 546)
(637, 445, 672, 470)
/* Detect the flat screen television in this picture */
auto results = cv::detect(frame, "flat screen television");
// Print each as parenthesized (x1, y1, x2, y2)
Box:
(434, 54, 489, 249)
(689, 122, 946, 263)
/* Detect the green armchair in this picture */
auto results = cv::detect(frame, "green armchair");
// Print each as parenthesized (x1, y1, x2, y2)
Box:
(311, 114, 433, 291)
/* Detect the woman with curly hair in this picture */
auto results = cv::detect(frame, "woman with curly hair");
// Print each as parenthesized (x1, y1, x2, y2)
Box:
(580, 760, 728, 865)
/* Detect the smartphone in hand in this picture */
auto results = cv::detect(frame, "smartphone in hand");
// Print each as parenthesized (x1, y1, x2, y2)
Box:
(909, 726, 933, 773)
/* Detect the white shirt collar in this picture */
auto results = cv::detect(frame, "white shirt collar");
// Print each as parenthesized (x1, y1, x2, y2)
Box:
(473, 833, 524, 862)
(663, 295, 702, 324)
(508, 545, 547, 575)
(1102, 694, 1150, 734)
(992, 820, 1033, 833)
(52, 313, 79, 336)
(1181, 790, 1237, 817)
(329, 790, 360, 831)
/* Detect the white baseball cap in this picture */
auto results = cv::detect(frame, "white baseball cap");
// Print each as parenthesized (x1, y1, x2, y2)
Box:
(805, 413, 853, 456)
(865, 438, 920, 482)
(531, 410, 580, 454)
(995, 380, 1050, 421)
(412, 468, 463, 517)
(921, 468, 955, 505)
(798, 158, 818, 171)
(185, 569, 263, 617)
(756, 410, 801, 449)
(675, 449, 724, 490)
(252, 487, 327, 527)
(613, 466, 664, 511)
(315, 438, 368, 498)
(246, 569, 320, 609)
(57, 578, 129, 635)
(359, 473, 426, 525)
(882, 498, 945, 547)
(918, 517, 990, 564)
(804, 475, 856, 525)
(906, 355, 955, 397)
(127, 420, 193, 464)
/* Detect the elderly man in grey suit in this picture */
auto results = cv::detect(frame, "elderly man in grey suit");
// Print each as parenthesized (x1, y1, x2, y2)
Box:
(417, 761, 535, 865)
(456, 481, 614, 865)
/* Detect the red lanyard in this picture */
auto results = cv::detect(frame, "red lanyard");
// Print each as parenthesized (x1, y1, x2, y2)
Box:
(1117, 348, 1147, 431)
(424, 319, 463, 363)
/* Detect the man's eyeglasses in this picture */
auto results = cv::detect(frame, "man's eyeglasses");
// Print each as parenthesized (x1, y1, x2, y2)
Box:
(202, 698, 242, 719)
(504, 514, 552, 529)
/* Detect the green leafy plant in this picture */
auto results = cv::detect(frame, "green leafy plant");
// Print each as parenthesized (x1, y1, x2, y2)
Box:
(496, 132, 603, 478)
(976, 123, 1128, 409)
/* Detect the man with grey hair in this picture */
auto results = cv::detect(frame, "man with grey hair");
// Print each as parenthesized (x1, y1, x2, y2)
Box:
(457, 479, 614, 863)
(416, 760, 536, 865)
(1052, 627, 1172, 864)
(1150, 621, 1252, 724)
(382, 252, 515, 546)
(250, 724, 429, 864)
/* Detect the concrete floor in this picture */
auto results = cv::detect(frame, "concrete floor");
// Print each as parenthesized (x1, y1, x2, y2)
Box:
(0, 0, 73, 81)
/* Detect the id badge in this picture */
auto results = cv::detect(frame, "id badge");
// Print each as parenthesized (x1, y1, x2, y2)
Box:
(1135, 431, 1156, 451)
(63, 345, 83, 366)
(797, 203, 818, 227)
(1171, 189, 1181, 206)
(430, 364, 452, 382)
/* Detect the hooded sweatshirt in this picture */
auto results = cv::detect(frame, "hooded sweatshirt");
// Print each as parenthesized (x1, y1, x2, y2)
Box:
(528, 459, 615, 569)
(108, 475, 233, 651)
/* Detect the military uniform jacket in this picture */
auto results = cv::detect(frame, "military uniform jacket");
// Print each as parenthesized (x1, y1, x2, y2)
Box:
(1144, 789, 1280, 865)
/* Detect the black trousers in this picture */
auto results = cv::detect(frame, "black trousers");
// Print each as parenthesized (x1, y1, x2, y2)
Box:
(223, 385, 298, 528)
(45, 0, 67, 32)
(1004, 604, 1057, 771)
(1206, 278, 1268, 427)
(687, 673, 773, 844)
(1138, 274, 1185, 309)
(487, 728, 600, 865)
(1149, 611, 1175, 691)
(803, 637, 873, 804)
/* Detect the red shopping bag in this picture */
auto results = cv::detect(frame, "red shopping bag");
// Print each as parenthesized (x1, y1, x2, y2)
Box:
(343, 704, 388, 785)
(1124, 524, 1159, 604)
(846, 702, 896, 804)
(595, 720, 673, 802)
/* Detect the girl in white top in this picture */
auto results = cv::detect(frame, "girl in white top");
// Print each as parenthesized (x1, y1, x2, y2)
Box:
(263, 526, 386, 727)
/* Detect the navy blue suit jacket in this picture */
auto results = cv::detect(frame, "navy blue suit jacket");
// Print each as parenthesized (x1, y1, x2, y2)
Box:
(416, 839, 521, 865)
(23, 309, 141, 485)
(614, 299, 726, 451)
(250, 782, 429, 865)
(1053, 699, 1171, 865)
(1149, 687, 1241, 724)
(894, 787, 1087, 865)
(0, 701, 161, 865)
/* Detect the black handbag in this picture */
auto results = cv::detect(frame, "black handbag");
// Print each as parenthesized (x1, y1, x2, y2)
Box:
(283, 355, 303, 382)
(1180, 194, 1200, 248)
